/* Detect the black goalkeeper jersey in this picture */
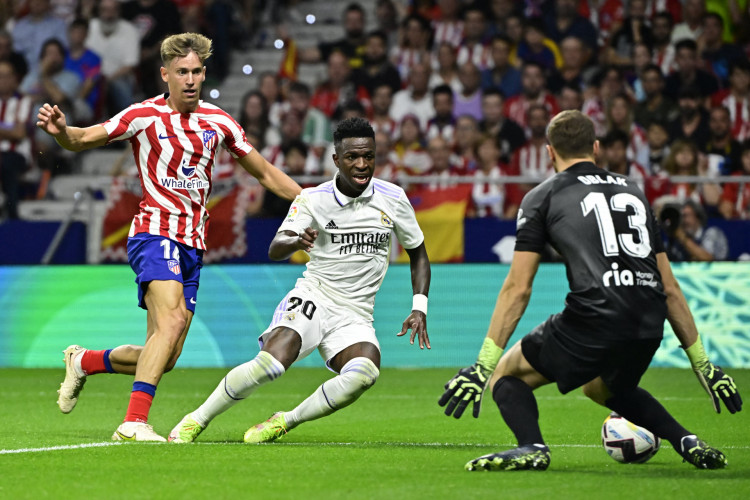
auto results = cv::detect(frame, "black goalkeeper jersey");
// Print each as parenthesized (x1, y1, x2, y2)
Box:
(515, 162, 667, 341)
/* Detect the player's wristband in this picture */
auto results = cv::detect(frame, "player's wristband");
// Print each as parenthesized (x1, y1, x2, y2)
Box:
(685, 335, 710, 372)
(476, 337, 504, 374)
(412, 294, 428, 315)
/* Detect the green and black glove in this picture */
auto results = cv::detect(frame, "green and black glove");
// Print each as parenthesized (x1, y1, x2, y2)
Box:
(686, 336, 742, 414)
(439, 338, 503, 418)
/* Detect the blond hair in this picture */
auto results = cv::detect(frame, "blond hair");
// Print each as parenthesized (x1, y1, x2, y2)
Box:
(160, 32, 213, 66)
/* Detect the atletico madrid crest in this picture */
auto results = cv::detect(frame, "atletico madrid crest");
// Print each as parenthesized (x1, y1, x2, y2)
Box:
(202, 130, 217, 151)
(168, 259, 181, 275)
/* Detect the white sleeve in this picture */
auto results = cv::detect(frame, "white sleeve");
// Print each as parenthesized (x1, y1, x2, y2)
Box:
(392, 191, 424, 250)
(277, 193, 315, 235)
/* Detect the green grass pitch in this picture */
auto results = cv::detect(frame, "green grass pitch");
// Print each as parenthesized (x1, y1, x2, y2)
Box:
(1, 367, 748, 499)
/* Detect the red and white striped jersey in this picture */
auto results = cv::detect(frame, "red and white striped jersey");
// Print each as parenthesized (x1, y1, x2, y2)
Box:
(103, 94, 253, 250)
(432, 20, 463, 49)
(504, 92, 560, 133)
(0, 92, 33, 163)
(627, 123, 649, 171)
(712, 90, 750, 142)
(510, 141, 554, 180)
(456, 41, 493, 71)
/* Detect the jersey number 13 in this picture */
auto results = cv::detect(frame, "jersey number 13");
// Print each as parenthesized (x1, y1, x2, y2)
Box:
(580, 192, 651, 258)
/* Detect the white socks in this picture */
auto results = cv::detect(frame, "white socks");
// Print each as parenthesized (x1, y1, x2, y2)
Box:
(192, 351, 285, 427)
(285, 357, 379, 429)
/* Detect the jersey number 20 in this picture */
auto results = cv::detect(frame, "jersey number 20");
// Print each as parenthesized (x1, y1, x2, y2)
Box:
(580, 192, 651, 258)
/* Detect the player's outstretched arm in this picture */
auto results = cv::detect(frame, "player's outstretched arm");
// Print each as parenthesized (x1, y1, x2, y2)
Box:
(238, 149, 302, 201)
(657, 253, 742, 414)
(268, 228, 318, 261)
(398, 242, 431, 350)
(439, 251, 541, 419)
(36, 103, 108, 152)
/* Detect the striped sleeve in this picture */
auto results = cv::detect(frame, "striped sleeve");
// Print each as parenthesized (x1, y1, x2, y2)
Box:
(102, 104, 146, 142)
(217, 109, 253, 159)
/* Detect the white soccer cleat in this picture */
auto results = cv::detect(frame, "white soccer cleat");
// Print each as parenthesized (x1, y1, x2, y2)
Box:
(57, 345, 87, 414)
(112, 421, 167, 442)
(168, 413, 205, 443)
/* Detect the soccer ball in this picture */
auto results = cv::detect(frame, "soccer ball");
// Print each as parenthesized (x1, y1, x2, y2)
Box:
(601, 413, 661, 464)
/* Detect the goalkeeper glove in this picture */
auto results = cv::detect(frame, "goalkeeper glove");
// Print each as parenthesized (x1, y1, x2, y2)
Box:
(438, 338, 503, 419)
(685, 336, 743, 414)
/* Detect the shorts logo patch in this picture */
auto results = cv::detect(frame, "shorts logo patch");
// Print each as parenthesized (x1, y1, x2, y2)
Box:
(284, 312, 296, 321)
(168, 259, 181, 275)
(286, 204, 299, 222)
(380, 211, 393, 228)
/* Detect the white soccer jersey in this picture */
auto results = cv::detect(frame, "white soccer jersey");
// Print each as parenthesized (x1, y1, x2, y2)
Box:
(279, 176, 424, 320)
(103, 94, 253, 250)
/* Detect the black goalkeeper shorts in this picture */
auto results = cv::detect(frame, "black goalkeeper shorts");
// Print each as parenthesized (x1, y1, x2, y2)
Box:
(521, 314, 662, 395)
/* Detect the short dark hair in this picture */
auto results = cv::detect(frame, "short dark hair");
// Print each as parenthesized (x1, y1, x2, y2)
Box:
(674, 38, 698, 53)
(482, 87, 505, 100)
(641, 63, 664, 78)
(491, 33, 514, 47)
(333, 117, 375, 150)
(653, 11, 673, 26)
(39, 38, 65, 60)
(729, 59, 750, 77)
(683, 199, 707, 226)
(288, 81, 310, 97)
(703, 12, 724, 27)
(432, 84, 454, 99)
(70, 17, 89, 31)
(546, 110, 596, 159)
(367, 30, 388, 44)
(345, 3, 365, 16)
(602, 129, 630, 148)
(281, 138, 309, 157)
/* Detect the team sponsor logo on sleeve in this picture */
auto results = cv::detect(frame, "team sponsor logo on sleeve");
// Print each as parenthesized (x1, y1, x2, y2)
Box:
(380, 211, 393, 227)
(202, 130, 217, 151)
(286, 204, 299, 222)
(168, 259, 181, 275)
(516, 208, 527, 229)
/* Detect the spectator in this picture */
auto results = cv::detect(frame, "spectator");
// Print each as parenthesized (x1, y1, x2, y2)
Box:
(543, 0, 598, 54)
(121, 0, 182, 96)
(424, 135, 464, 191)
(633, 63, 679, 129)
(431, 0, 464, 49)
(456, 3, 492, 70)
(429, 42, 462, 93)
(606, 0, 652, 68)
(391, 14, 432, 81)
(504, 61, 559, 132)
(257, 71, 284, 128)
(259, 139, 309, 218)
(486, 0, 520, 38)
(669, 85, 711, 148)
(287, 81, 332, 161)
(630, 42, 653, 102)
(86, 0, 140, 115)
(651, 11, 676, 75)
(392, 114, 430, 175)
(514, 17, 562, 72)
(606, 93, 649, 168)
(390, 60, 434, 130)
(645, 120, 671, 174)
(11, 0, 68, 73)
(664, 199, 729, 261)
(0, 61, 33, 219)
(373, 130, 398, 183)
(718, 140, 750, 219)
(453, 61, 482, 121)
(711, 60, 750, 142)
(557, 82, 583, 111)
(547, 36, 589, 94)
(665, 39, 720, 101)
(375, 0, 399, 52)
(601, 129, 650, 195)
(700, 12, 745, 87)
(704, 106, 742, 176)
(645, 0, 682, 21)
(238, 90, 280, 151)
(64, 18, 100, 125)
(453, 114, 480, 167)
(504, 13, 525, 48)
(20, 38, 79, 116)
(0, 29, 28, 80)
(370, 84, 397, 138)
(294, 3, 367, 69)
(661, 139, 715, 205)
(508, 104, 554, 201)
(480, 34, 521, 98)
(426, 84, 455, 141)
(311, 51, 371, 119)
(479, 88, 525, 165)
(351, 31, 401, 97)
(671, 0, 705, 43)
(470, 133, 516, 219)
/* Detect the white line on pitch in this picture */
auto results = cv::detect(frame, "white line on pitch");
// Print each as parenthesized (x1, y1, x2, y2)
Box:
(0, 442, 122, 455)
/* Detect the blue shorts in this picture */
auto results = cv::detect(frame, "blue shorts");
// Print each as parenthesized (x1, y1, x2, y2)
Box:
(127, 233, 204, 313)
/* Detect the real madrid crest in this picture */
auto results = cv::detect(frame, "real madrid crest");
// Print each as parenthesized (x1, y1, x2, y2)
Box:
(380, 211, 393, 228)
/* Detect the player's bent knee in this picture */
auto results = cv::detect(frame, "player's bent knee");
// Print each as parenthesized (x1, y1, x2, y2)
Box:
(340, 357, 379, 394)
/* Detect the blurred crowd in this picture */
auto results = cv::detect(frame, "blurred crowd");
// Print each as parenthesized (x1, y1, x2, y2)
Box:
(1, 0, 749, 261)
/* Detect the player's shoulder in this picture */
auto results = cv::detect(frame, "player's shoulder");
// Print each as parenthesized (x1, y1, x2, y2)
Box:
(301, 180, 336, 200)
(371, 177, 406, 202)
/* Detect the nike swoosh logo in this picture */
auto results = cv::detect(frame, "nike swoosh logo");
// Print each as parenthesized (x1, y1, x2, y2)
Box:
(158, 133, 177, 140)
(190, 298, 196, 304)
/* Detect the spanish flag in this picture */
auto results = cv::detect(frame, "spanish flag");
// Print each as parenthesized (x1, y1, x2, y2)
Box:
(278, 38, 298, 81)
(397, 185, 472, 263)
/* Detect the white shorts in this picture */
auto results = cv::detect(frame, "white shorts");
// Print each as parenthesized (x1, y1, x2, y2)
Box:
(258, 285, 380, 371)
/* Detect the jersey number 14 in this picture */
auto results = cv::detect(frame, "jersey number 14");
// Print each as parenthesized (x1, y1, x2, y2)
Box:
(580, 192, 651, 258)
